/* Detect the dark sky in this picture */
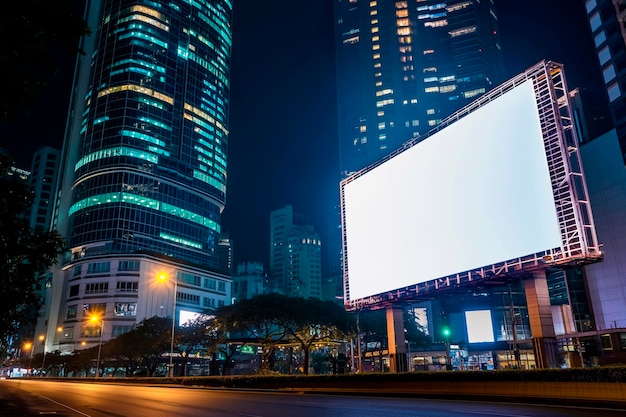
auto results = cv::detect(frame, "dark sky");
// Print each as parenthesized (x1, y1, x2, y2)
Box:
(2, 0, 609, 271)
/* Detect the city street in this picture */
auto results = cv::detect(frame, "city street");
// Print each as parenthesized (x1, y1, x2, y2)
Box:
(1, 379, 624, 417)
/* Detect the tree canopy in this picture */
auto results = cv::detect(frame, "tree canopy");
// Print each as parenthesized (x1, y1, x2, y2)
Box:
(216, 293, 355, 374)
(0, 155, 65, 348)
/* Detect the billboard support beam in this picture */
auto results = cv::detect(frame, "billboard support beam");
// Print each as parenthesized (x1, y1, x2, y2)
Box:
(386, 306, 407, 373)
(524, 270, 559, 368)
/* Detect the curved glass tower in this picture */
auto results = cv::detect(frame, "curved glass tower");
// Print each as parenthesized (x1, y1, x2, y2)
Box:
(69, 0, 231, 267)
(46, 0, 233, 354)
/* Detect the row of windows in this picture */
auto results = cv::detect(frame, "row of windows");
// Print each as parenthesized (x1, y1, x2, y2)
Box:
(70, 281, 138, 297)
(62, 324, 135, 340)
(586, 2, 622, 102)
(69, 191, 221, 233)
(74, 260, 140, 276)
(70, 277, 226, 296)
(67, 302, 137, 320)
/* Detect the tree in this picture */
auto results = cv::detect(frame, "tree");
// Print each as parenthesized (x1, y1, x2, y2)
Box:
(106, 317, 172, 376)
(280, 298, 354, 375)
(357, 310, 388, 372)
(215, 293, 290, 372)
(0, 154, 65, 348)
(176, 313, 227, 375)
(215, 294, 355, 375)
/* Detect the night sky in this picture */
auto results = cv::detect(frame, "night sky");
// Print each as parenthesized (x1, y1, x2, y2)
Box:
(1, 0, 610, 271)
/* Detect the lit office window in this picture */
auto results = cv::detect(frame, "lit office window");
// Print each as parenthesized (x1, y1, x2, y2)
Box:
(598, 45, 611, 65)
(603, 65, 616, 83)
(440, 85, 457, 93)
(589, 12, 601, 32)
(586, 0, 597, 14)
(607, 82, 621, 102)
(425, 20, 448, 28)
(397, 18, 409, 26)
(594, 31, 606, 47)
(449, 25, 476, 37)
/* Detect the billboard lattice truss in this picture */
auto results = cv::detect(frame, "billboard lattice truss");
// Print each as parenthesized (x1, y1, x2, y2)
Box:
(341, 61, 602, 311)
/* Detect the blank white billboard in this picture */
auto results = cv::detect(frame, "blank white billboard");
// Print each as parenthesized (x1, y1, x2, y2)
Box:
(465, 310, 495, 343)
(342, 80, 562, 301)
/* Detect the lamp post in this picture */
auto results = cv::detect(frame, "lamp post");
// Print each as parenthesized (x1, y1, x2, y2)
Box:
(39, 335, 46, 373)
(91, 316, 104, 378)
(158, 273, 177, 377)
(24, 342, 34, 374)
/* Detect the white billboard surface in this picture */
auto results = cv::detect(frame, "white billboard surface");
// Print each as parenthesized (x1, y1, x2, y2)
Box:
(465, 310, 495, 343)
(343, 80, 562, 301)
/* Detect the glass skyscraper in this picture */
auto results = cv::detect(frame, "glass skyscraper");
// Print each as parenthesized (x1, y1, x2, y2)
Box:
(44, 0, 233, 354)
(67, 0, 231, 267)
(334, 0, 504, 174)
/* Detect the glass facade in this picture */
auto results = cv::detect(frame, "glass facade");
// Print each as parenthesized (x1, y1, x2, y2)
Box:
(334, 0, 504, 174)
(68, 0, 232, 269)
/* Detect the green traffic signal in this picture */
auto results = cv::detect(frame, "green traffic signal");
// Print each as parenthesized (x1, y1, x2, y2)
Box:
(442, 327, 450, 337)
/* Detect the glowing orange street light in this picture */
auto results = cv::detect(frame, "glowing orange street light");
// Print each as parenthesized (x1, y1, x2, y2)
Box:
(90, 315, 104, 378)
(157, 273, 177, 377)
(39, 335, 46, 372)
(24, 342, 34, 372)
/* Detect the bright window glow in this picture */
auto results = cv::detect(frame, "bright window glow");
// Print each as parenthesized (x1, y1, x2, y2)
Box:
(68, 192, 220, 232)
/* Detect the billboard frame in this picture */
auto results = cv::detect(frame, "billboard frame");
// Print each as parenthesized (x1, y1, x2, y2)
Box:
(340, 61, 602, 311)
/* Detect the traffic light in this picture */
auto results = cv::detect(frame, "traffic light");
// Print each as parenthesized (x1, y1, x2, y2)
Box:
(442, 326, 450, 338)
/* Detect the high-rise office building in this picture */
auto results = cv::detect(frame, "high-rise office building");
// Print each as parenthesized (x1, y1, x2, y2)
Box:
(330, 0, 505, 301)
(334, 0, 504, 174)
(269, 205, 323, 298)
(232, 262, 266, 301)
(27, 147, 61, 232)
(579, 1, 626, 356)
(585, 0, 626, 160)
(28, 147, 62, 356)
(45, 0, 233, 353)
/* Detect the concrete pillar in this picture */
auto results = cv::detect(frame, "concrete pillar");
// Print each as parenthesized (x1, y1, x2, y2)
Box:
(524, 270, 559, 368)
(386, 306, 407, 373)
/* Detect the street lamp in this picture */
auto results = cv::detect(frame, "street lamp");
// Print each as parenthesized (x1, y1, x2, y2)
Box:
(90, 316, 104, 378)
(39, 335, 46, 373)
(24, 342, 34, 374)
(158, 273, 177, 377)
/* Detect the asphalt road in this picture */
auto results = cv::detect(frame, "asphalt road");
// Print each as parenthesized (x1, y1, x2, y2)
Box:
(1, 379, 625, 417)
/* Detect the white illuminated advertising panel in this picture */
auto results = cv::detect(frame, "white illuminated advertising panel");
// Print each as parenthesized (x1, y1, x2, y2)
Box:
(465, 310, 495, 343)
(343, 80, 562, 301)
